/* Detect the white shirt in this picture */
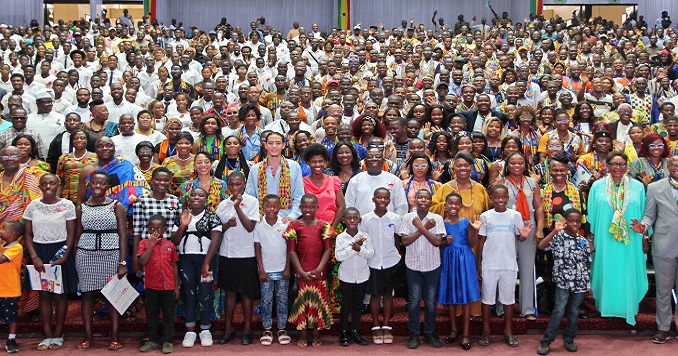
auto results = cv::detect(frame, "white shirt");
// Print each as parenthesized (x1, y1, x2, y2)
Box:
(105, 100, 141, 124)
(335, 229, 375, 283)
(360, 211, 402, 270)
(345, 171, 408, 216)
(24, 81, 47, 97)
(253, 216, 290, 273)
(615, 121, 633, 146)
(103, 69, 124, 87)
(139, 130, 167, 146)
(34, 74, 57, 87)
(216, 193, 260, 258)
(173, 210, 223, 254)
(399, 210, 445, 272)
(1, 92, 38, 115)
(68, 65, 93, 89)
(63, 105, 92, 122)
(478, 208, 523, 271)
(263, 119, 313, 135)
(111, 133, 146, 165)
(26, 111, 65, 158)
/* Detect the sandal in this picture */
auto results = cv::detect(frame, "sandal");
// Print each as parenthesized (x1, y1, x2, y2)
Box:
(311, 339, 322, 348)
(461, 335, 471, 350)
(478, 334, 490, 347)
(77, 341, 92, 351)
(381, 326, 393, 344)
(277, 330, 291, 345)
(296, 339, 308, 348)
(371, 326, 383, 344)
(525, 314, 537, 321)
(37, 338, 52, 351)
(503, 335, 519, 347)
(446, 330, 459, 344)
(260, 330, 273, 346)
(49, 336, 64, 350)
(108, 341, 123, 351)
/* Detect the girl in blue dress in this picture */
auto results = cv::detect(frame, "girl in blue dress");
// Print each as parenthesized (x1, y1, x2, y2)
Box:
(438, 192, 481, 350)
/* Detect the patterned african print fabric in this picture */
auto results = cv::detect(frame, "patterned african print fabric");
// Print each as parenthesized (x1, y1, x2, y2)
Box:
(162, 157, 194, 198)
(56, 153, 97, 203)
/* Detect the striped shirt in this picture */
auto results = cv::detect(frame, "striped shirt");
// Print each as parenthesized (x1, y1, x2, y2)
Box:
(399, 210, 445, 272)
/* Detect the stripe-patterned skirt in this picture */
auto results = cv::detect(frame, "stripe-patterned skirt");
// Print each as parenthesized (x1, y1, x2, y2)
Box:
(76, 249, 119, 293)
(288, 279, 333, 331)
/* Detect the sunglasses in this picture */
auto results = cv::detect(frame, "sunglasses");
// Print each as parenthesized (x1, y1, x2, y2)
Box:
(648, 143, 665, 148)
(619, 109, 632, 115)
(1, 154, 19, 161)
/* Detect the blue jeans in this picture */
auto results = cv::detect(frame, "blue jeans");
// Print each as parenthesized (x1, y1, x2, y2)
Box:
(541, 287, 586, 343)
(406, 267, 440, 335)
(260, 277, 289, 330)
(179, 254, 215, 329)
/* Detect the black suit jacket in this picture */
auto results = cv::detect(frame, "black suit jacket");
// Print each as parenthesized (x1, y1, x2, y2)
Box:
(608, 119, 632, 141)
(458, 109, 507, 132)
(46, 130, 97, 173)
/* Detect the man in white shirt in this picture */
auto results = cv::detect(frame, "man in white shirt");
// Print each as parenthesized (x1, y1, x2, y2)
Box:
(111, 114, 146, 165)
(345, 147, 408, 216)
(22, 64, 47, 97)
(105, 83, 141, 124)
(27, 89, 65, 159)
(103, 56, 124, 88)
(64, 88, 92, 122)
(66, 50, 93, 89)
(34, 61, 56, 87)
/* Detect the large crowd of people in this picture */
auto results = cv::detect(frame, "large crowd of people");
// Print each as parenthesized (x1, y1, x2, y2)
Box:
(0, 5, 677, 354)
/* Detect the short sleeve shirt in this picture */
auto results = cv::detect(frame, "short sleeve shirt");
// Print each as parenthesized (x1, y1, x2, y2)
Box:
(23, 199, 76, 244)
(546, 230, 591, 293)
(138, 238, 180, 291)
(0, 242, 23, 297)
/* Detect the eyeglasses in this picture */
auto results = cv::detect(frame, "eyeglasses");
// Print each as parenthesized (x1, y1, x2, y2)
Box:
(556, 119, 570, 123)
(519, 115, 533, 120)
(618, 109, 632, 115)
(368, 144, 385, 150)
(648, 143, 665, 148)
(548, 145, 563, 150)
(608, 162, 627, 168)
(138, 148, 153, 154)
(412, 163, 429, 168)
(1, 154, 19, 161)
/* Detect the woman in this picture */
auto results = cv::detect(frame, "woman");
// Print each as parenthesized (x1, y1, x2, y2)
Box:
(12, 134, 50, 172)
(401, 152, 441, 212)
(135, 141, 159, 183)
(162, 132, 195, 197)
(292, 130, 314, 177)
(431, 151, 490, 319)
(179, 152, 227, 212)
(536, 107, 555, 136)
(428, 131, 453, 169)
(24, 174, 77, 351)
(155, 118, 183, 163)
(167, 93, 192, 127)
(406, 103, 428, 125)
(184, 107, 203, 141)
(577, 130, 613, 184)
(512, 106, 540, 167)
(480, 117, 505, 162)
(502, 152, 545, 320)
(56, 129, 97, 203)
(75, 171, 128, 350)
(422, 105, 450, 141)
(221, 103, 242, 138)
(136, 110, 166, 146)
(237, 104, 263, 161)
(171, 188, 223, 348)
(588, 152, 648, 325)
(351, 115, 386, 147)
(629, 133, 671, 187)
(148, 100, 168, 131)
(212, 135, 250, 187)
(193, 115, 224, 162)
(442, 132, 488, 185)
(534, 138, 571, 187)
(623, 125, 645, 164)
(572, 102, 596, 152)
(328, 141, 361, 195)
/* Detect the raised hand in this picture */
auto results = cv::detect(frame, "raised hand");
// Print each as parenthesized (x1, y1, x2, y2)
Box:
(180, 210, 192, 227)
(630, 218, 646, 234)
(470, 215, 482, 230)
(431, 164, 444, 181)
(519, 221, 534, 239)
(554, 217, 567, 232)
(639, 171, 654, 186)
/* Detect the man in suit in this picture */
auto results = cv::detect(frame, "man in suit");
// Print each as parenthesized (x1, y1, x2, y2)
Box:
(46, 112, 96, 173)
(608, 103, 634, 147)
(631, 154, 678, 344)
(457, 94, 507, 132)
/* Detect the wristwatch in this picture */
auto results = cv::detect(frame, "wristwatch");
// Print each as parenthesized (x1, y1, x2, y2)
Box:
(119, 261, 127, 266)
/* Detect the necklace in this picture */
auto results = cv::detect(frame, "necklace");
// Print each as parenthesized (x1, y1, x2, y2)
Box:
(449, 180, 475, 208)
(137, 163, 154, 173)
(176, 153, 193, 162)
(73, 150, 88, 161)
(89, 121, 105, 133)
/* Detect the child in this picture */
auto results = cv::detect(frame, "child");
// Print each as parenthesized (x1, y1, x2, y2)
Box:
(437, 193, 481, 350)
(0, 220, 25, 353)
(477, 184, 533, 348)
(400, 189, 446, 349)
(138, 215, 180, 354)
(335, 208, 374, 347)
(360, 188, 401, 345)
(537, 209, 592, 355)
(285, 194, 334, 348)
(253, 194, 292, 346)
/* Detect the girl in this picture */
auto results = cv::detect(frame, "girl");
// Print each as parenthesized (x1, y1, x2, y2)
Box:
(23, 174, 78, 351)
(136, 110, 166, 146)
(13, 134, 50, 172)
(212, 136, 250, 187)
(427, 131, 453, 169)
(167, 93, 191, 127)
(285, 194, 334, 348)
(155, 118, 183, 163)
(193, 115, 224, 162)
(438, 193, 481, 350)
(481, 117, 505, 162)
(184, 107, 203, 141)
(135, 141, 159, 183)
(422, 105, 450, 141)
(292, 130, 314, 177)
(537, 107, 555, 136)
(238, 104, 263, 161)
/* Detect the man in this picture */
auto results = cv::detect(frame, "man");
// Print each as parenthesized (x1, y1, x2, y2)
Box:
(345, 146, 408, 216)
(245, 86, 273, 127)
(0, 108, 45, 158)
(46, 112, 96, 173)
(66, 49, 92, 89)
(26, 89, 64, 158)
(105, 83, 141, 124)
(580, 77, 613, 117)
(103, 56, 123, 87)
(245, 131, 304, 219)
(458, 94, 507, 132)
(1, 73, 37, 114)
(52, 79, 73, 114)
(137, 57, 158, 98)
(631, 155, 678, 344)
(64, 88, 92, 122)
(22, 64, 47, 97)
(264, 106, 312, 135)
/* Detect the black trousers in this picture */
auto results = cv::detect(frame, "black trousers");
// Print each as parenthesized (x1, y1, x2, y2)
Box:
(340, 280, 367, 331)
(145, 289, 176, 343)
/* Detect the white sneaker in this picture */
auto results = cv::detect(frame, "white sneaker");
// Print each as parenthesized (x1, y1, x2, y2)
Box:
(182, 332, 197, 348)
(199, 330, 213, 347)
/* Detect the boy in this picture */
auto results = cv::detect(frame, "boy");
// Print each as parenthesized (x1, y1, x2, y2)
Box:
(406, 119, 421, 140)
(336, 208, 374, 347)
(537, 209, 592, 355)
(477, 184, 533, 348)
(360, 188, 402, 345)
(253, 194, 291, 346)
(399, 190, 446, 349)
(138, 215, 180, 354)
(0, 221, 24, 354)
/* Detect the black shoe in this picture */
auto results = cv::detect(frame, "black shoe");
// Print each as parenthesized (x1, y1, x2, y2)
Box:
(423, 333, 442, 348)
(5, 339, 17, 354)
(461, 335, 471, 350)
(407, 334, 420, 349)
(218, 331, 236, 345)
(352, 330, 368, 346)
(564, 340, 578, 352)
(241, 334, 252, 346)
(361, 304, 370, 315)
(339, 330, 350, 347)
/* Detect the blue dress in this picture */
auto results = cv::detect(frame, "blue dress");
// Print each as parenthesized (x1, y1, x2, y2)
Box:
(437, 219, 481, 305)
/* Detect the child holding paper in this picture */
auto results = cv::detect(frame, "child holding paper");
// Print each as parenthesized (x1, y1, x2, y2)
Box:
(0, 220, 25, 353)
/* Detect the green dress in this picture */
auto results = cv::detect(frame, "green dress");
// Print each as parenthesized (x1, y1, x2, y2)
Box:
(588, 177, 648, 325)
